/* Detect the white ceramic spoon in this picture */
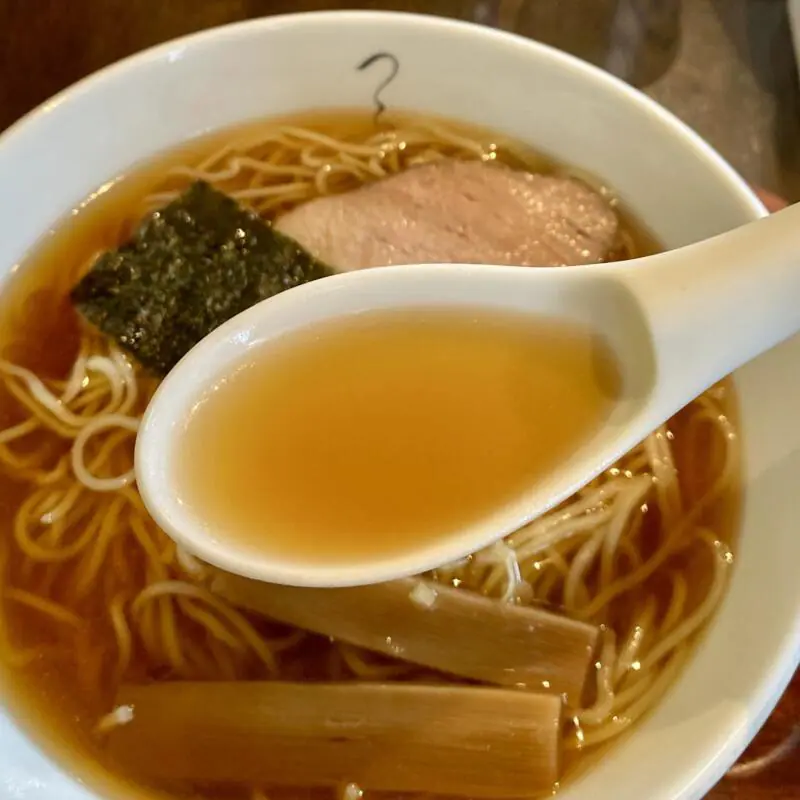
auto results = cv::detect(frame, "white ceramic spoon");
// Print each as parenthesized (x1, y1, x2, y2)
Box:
(136, 202, 800, 587)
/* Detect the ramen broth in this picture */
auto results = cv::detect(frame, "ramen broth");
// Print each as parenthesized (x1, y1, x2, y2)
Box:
(0, 110, 739, 800)
(178, 309, 620, 564)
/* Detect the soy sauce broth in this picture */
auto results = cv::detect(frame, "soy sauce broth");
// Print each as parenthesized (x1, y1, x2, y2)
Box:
(177, 308, 621, 564)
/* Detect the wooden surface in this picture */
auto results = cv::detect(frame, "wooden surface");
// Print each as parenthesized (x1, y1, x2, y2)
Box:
(709, 672, 799, 798)
(0, 1, 796, 796)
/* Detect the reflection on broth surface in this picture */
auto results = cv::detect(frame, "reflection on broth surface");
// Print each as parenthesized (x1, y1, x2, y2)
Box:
(0, 110, 738, 800)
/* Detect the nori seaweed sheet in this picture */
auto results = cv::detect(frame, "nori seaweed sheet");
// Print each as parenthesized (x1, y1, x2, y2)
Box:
(71, 181, 334, 375)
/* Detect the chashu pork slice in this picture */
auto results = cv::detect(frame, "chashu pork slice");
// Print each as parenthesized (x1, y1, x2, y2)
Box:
(274, 159, 621, 270)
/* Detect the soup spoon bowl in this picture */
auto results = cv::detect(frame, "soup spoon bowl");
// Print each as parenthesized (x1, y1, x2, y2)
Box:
(135, 202, 800, 587)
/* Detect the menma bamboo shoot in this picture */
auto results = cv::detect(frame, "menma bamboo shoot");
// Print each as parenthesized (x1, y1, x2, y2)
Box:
(211, 573, 599, 701)
(107, 681, 562, 796)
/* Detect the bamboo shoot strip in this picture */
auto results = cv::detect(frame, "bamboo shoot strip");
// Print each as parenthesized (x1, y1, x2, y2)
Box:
(210, 575, 599, 701)
(108, 682, 562, 796)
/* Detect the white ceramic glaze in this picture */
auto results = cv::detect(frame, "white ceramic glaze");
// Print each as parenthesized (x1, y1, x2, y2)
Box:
(0, 11, 798, 800)
(137, 204, 800, 588)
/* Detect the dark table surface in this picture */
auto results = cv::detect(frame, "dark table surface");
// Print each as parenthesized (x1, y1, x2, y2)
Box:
(0, 1, 797, 797)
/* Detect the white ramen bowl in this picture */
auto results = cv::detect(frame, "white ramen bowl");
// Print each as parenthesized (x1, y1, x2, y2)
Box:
(0, 11, 797, 800)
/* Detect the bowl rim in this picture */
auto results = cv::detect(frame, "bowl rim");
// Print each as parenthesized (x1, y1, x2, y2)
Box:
(0, 10, 795, 800)
(0, 9, 770, 228)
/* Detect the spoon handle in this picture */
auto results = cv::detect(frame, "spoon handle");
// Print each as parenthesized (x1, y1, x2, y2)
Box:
(615, 202, 800, 417)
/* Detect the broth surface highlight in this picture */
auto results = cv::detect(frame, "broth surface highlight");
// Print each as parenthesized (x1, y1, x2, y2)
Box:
(0, 110, 739, 800)
(178, 309, 620, 564)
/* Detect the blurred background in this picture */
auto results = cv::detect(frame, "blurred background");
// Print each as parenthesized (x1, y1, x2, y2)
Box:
(0, 0, 799, 200)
